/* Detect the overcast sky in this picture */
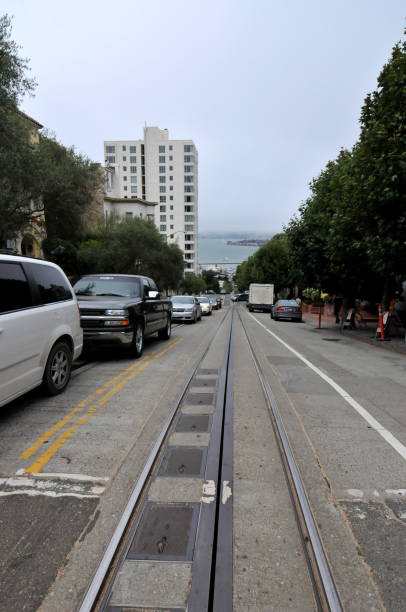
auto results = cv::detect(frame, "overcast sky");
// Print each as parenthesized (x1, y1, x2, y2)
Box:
(3, 0, 405, 234)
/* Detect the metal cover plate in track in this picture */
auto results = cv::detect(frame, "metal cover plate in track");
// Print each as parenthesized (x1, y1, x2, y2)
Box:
(190, 377, 217, 388)
(159, 446, 207, 477)
(184, 392, 215, 406)
(127, 502, 199, 561)
(175, 414, 211, 433)
(197, 368, 219, 376)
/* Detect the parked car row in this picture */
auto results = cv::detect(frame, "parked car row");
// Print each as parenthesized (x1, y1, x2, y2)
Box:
(170, 294, 222, 322)
(1, 255, 173, 408)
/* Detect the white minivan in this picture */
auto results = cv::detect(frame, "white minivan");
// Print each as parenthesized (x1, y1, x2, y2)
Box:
(0, 253, 83, 408)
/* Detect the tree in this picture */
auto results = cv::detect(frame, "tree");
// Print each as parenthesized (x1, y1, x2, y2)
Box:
(0, 14, 35, 112)
(202, 269, 220, 292)
(0, 14, 44, 246)
(235, 233, 296, 293)
(180, 273, 206, 295)
(76, 216, 184, 290)
(39, 134, 104, 243)
(285, 35, 406, 305)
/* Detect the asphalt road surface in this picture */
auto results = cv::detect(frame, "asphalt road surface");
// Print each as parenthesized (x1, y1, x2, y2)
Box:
(0, 301, 405, 611)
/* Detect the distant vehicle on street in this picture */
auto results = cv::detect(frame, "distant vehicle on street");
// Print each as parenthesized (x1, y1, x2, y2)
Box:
(0, 253, 83, 407)
(271, 299, 302, 322)
(215, 296, 222, 309)
(170, 295, 202, 323)
(208, 295, 219, 310)
(74, 274, 172, 357)
(234, 292, 249, 302)
(248, 283, 274, 313)
(197, 296, 213, 315)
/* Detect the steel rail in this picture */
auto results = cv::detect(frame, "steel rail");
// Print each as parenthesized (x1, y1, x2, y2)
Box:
(237, 308, 343, 612)
(79, 307, 231, 612)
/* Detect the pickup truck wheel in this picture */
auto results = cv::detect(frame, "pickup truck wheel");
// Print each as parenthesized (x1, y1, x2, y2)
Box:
(158, 315, 171, 340)
(131, 322, 144, 358)
(42, 341, 72, 396)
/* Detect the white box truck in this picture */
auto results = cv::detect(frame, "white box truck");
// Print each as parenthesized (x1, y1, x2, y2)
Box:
(248, 283, 274, 312)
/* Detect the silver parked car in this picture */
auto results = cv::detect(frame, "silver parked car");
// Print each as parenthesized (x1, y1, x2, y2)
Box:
(170, 296, 202, 323)
(197, 296, 212, 315)
(271, 300, 302, 322)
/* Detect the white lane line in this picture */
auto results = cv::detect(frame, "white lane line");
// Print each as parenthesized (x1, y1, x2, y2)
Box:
(15, 469, 109, 482)
(249, 314, 406, 462)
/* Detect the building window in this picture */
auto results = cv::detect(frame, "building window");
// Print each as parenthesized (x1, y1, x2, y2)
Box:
(169, 155, 173, 161)
(184, 224, 194, 231)
(160, 205, 166, 212)
(185, 215, 195, 222)
(170, 214, 173, 220)
(123, 156, 127, 161)
(185, 253, 193, 260)
(160, 224, 166, 231)
(123, 166, 127, 172)
(169, 186, 173, 191)
(160, 185, 166, 193)
(131, 176, 137, 184)
(130, 145, 136, 153)
(130, 156, 136, 163)
(160, 196, 166, 203)
(140, 213, 143, 218)
(159, 145, 165, 153)
(184, 165, 193, 173)
(185, 244, 193, 250)
(184, 144, 193, 152)
(170, 196, 173, 200)
(159, 176, 166, 183)
(126, 211, 133, 218)
(130, 166, 137, 173)
(170, 224, 174, 229)
(185, 195, 194, 202)
(131, 186, 137, 193)
(123, 186, 127, 191)
(184, 185, 194, 193)
(105, 145, 115, 153)
(169, 145, 173, 150)
(169, 175, 173, 181)
(106, 156, 115, 164)
(159, 156, 165, 163)
(123, 176, 127, 181)
(184, 155, 194, 163)
(160, 215, 166, 222)
(159, 166, 166, 173)
(184, 234, 193, 241)
(184, 176, 194, 183)
(169, 166, 173, 171)
(184, 205, 194, 212)
(122, 145, 126, 151)
(170, 205, 174, 210)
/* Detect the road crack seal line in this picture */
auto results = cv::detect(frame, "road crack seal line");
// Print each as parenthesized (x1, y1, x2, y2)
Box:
(22, 339, 183, 474)
(19, 341, 179, 461)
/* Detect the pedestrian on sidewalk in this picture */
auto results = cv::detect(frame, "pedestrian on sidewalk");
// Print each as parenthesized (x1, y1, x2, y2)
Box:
(333, 295, 343, 324)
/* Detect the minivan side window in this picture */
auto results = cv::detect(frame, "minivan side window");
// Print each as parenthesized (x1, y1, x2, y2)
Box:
(0, 262, 32, 313)
(28, 263, 73, 304)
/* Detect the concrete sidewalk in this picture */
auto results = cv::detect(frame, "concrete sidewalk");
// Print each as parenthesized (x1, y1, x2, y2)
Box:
(303, 311, 406, 355)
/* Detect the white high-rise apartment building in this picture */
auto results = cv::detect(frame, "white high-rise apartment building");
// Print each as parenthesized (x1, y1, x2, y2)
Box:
(104, 126, 198, 273)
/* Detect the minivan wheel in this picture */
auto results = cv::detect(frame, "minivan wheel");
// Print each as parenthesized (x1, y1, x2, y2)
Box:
(158, 315, 171, 340)
(131, 322, 144, 358)
(42, 341, 72, 396)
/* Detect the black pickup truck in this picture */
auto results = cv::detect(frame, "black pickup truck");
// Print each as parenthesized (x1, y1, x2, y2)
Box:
(73, 274, 172, 358)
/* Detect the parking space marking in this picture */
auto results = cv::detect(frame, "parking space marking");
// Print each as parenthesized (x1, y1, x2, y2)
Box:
(20, 340, 180, 461)
(250, 313, 406, 462)
(20, 338, 183, 473)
